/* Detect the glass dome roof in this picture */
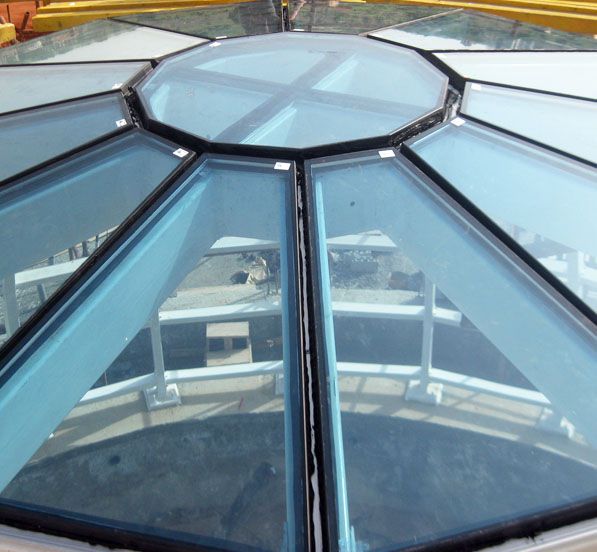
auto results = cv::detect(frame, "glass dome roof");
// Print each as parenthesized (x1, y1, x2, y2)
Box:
(0, 4, 596, 552)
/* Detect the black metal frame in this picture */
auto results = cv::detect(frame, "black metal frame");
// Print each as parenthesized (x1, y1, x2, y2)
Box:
(0, 499, 264, 552)
(0, 91, 134, 186)
(296, 159, 341, 552)
(402, 122, 597, 327)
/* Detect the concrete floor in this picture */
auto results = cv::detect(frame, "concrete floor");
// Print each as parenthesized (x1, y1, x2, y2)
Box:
(3, 375, 597, 551)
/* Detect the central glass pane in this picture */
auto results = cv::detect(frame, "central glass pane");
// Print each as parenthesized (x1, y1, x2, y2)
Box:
(0, 156, 302, 551)
(310, 151, 597, 551)
(139, 33, 448, 149)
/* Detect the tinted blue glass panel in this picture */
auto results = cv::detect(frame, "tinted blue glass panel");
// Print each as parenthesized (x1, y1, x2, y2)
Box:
(289, 1, 451, 34)
(0, 61, 149, 115)
(0, 157, 303, 551)
(0, 20, 206, 64)
(461, 83, 597, 164)
(435, 51, 597, 100)
(369, 9, 597, 51)
(0, 130, 187, 343)
(310, 150, 597, 551)
(0, 94, 130, 182)
(116, 0, 283, 39)
(140, 33, 448, 148)
(409, 120, 597, 311)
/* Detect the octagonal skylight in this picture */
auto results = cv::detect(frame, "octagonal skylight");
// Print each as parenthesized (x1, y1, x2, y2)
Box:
(0, 5, 595, 552)
(139, 33, 448, 150)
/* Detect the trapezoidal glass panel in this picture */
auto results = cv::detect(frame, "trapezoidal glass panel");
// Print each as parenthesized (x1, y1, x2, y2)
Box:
(139, 33, 448, 149)
(435, 51, 597, 100)
(0, 129, 188, 347)
(0, 20, 207, 65)
(461, 82, 597, 164)
(116, 0, 283, 39)
(0, 61, 149, 115)
(0, 93, 131, 182)
(369, 9, 597, 51)
(309, 149, 597, 551)
(288, 1, 451, 34)
(408, 119, 597, 311)
(0, 156, 304, 552)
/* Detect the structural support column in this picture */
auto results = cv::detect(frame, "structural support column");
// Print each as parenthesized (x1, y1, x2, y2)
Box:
(143, 311, 181, 411)
(2, 275, 19, 337)
(405, 277, 443, 405)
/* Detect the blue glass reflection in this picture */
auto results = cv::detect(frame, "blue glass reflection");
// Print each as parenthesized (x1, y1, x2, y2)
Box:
(0, 130, 185, 339)
(310, 150, 597, 550)
(0, 156, 301, 551)
(0, 94, 130, 182)
(409, 119, 597, 311)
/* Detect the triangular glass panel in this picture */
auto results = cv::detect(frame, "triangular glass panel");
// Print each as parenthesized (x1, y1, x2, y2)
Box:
(0, 156, 304, 551)
(308, 149, 597, 551)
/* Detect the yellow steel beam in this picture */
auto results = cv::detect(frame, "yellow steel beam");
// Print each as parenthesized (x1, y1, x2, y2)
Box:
(38, 0, 597, 16)
(31, 0, 597, 34)
(32, 7, 187, 30)
(0, 22, 16, 44)
(38, 0, 252, 13)
(451, 0, 597, 16)
(367, 0, 597, 33)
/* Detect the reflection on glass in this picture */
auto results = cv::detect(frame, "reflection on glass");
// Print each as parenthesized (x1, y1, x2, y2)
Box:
(116, 0, 283, 38)
(0, 94, 131, 182)
(310, 151, 597, 550)
(0, 20, 206, 64)
(409, 119, 597, 311)
(289, 1, 450, 34)
(461, 82, 597, 164)
(0, 130, 186, 346)
(435, 51, 597, 100)
(0, 62, 149, 115)
(0, 157, 302, 551)
(370, 9, 597, 51)
(140, 33, 447, 148)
